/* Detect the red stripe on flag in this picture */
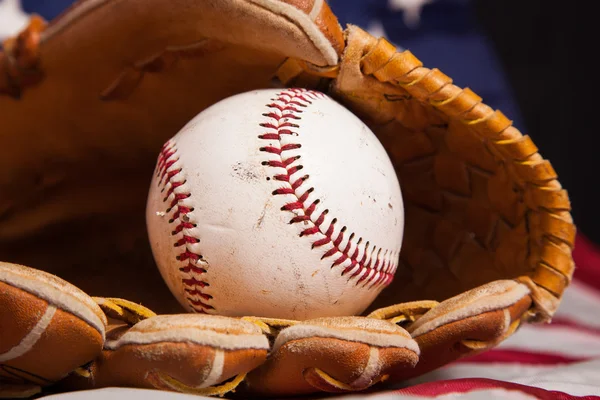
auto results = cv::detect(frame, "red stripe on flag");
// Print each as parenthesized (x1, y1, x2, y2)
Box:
(455, 349, 590, 365)
(573, 234, 600, 292)
(396, 377, 599, 399)
(549, 317, 600, 336)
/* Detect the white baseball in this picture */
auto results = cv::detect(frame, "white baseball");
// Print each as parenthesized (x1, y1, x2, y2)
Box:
(146, 88, 404, 320)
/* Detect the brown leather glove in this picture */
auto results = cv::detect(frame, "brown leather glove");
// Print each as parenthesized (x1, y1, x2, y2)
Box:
(0, 0, 575, 398)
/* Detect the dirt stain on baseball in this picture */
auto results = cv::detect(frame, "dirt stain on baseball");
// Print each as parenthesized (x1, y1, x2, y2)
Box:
(231, 161, 260, 181)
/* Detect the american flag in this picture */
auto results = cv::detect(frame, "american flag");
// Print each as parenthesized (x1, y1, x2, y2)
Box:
(1, 0, 599, 398)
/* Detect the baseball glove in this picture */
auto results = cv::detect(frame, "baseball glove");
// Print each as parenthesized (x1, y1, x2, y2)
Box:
(0, 0, 575, 398)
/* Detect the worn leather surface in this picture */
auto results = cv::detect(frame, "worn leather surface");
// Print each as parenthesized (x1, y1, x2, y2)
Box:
(0, 262, 106, 390)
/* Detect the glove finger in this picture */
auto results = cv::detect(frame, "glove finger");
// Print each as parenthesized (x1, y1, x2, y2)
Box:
(244, 316, 419, 396)
(392, 280, 532, 380)
(0, 262, 106, 387)
(63, 314, 269, 397)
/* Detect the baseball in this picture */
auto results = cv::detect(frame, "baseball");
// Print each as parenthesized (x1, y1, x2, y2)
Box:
(146, 88, 404, 320)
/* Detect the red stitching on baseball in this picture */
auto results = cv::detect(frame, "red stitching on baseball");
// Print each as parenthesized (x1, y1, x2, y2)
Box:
(156, 141, 214, 313)
(259, 88, 397, 288)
